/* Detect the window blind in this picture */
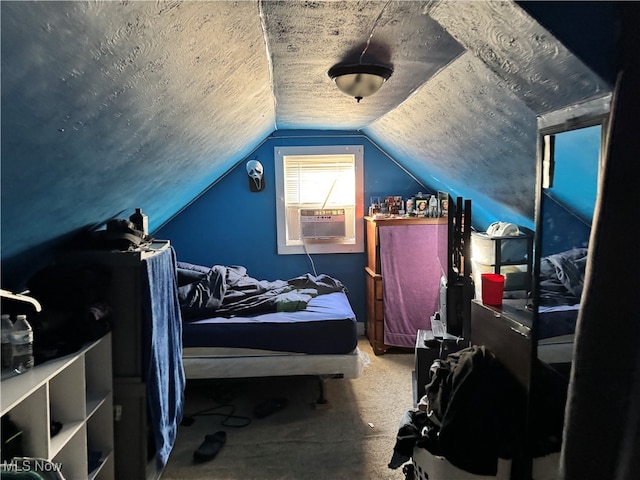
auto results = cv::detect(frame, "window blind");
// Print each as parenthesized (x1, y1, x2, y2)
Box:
(283, 154, 356, 207)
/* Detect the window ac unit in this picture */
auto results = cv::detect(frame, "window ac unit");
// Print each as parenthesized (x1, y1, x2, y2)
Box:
(300, 209, 346, 239)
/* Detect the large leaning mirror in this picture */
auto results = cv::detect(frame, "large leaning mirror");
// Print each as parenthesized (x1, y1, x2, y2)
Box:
(533, 95, 611, 377)
(525, 95, 611, 470)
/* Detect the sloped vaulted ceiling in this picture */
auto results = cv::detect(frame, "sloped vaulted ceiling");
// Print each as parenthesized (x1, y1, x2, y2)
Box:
(1, 1, 614, 285)
(365, 0, 610, 223)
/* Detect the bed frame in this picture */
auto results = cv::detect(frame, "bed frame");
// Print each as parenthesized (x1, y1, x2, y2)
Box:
(182, 347, 364, 380)
(176, 259, 365, 403)
(182, 347, 365, 405)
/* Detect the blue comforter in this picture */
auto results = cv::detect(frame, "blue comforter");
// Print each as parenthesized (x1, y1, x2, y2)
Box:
(539, 248, 588, 306)
(176, 262, 347, 319)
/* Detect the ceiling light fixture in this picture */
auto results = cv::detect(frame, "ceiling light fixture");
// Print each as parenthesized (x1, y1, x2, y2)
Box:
(328, 0, 393, 102)
(328, 63, 393, 103)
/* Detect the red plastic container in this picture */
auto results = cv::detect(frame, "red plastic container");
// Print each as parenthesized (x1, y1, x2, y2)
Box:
(481, 273, 505, 306)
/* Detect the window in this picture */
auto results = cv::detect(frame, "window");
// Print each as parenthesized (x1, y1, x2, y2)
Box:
(275, 145, 364, 255)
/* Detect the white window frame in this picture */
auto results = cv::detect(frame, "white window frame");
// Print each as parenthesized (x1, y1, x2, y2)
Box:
(274, 145, 364, 255)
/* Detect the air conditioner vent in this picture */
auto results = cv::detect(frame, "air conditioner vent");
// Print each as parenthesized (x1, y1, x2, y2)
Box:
(300, 209, 346, 239)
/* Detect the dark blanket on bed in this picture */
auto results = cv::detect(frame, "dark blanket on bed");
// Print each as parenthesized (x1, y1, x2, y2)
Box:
(539, 248, 588, 307)
(176, 262, 347, 319)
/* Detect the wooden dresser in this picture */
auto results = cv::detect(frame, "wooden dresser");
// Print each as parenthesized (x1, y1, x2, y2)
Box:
(364, 265, 385, 354)
(365, 216, 446, 354)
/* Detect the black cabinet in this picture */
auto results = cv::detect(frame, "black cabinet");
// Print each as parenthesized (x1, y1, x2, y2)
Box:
(62, 240, 173, 480)
(413, 329, 467, 406)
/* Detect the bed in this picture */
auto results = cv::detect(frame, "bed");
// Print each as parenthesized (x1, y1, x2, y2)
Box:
(535, 247, 587, 366)
(174, 262, 365, 399)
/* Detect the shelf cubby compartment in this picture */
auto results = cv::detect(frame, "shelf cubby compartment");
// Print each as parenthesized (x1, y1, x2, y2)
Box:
(0, 333, 113, 480)
(85, 332, 114, 479)
(2, 384, 49, 459)
(49, 356, 85, 459)
(87, 392, 115, 480)
(53, 423, 87, 480)
(85, 333, 112, 414)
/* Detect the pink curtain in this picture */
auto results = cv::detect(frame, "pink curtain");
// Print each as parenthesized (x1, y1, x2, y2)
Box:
(379, 224, 441, 348)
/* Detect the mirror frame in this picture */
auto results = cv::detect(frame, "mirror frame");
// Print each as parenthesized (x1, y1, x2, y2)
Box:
(520, 93, 612, 480)
(532, 93, 611, 358)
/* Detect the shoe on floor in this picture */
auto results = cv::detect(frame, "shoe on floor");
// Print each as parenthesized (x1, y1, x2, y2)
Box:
(193, 431, 226, 463)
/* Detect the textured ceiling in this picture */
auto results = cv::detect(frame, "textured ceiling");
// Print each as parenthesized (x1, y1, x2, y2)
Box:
(365, 0, 611, 222)
(1, 1, 615, 284)
(428, 0, 610, 114)
(263, 0, 464, 129)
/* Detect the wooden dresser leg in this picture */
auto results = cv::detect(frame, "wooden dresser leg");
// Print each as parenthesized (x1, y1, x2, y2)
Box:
(371, 340, 387, 355)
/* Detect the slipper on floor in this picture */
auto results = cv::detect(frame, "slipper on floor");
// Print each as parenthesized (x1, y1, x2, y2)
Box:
(193, 431, 226, 463)
(253, 397, 288, 419)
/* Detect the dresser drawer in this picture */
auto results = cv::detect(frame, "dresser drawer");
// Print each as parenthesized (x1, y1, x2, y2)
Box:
(365, 267, 387, 354)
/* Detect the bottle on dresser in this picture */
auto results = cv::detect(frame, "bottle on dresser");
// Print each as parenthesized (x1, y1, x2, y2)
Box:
(11, 314, 34, 374)
(428, 195, 438, 218)
(129, 208, 149, 236)
(1, 314, 13, 372)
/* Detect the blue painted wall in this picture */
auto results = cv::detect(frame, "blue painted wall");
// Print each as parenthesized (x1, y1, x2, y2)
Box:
(540, 194, 592, 257)
(550, 125, 600, 223)
(156, 130, 429, 325)
(540, 125, 600, 256)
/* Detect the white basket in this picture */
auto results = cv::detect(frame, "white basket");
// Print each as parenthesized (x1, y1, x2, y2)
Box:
(532, 453, 561, 480)
(412, 448, 560, 480)
(471, 231, 530, 265)
(412, 447, 512, 480)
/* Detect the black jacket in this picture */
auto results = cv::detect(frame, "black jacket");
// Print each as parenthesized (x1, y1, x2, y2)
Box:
(390, 345, 525, 475)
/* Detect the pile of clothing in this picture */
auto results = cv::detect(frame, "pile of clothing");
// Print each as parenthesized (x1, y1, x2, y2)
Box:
(26, 264, 113, 364)
(389, 345, 526, 476)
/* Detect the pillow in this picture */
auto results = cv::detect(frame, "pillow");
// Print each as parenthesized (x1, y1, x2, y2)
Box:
(176, 261, 211, 274)
(176, 262, 210, 286)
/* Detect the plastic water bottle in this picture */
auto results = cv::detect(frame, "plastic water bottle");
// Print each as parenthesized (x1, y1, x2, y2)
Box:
(11, 314, 34, 374)
(1, 314, 13, 372)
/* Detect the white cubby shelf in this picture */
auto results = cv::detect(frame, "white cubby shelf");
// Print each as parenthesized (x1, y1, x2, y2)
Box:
(1, 333, 114, 480)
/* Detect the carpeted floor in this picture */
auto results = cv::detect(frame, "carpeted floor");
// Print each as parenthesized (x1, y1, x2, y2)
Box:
(160, 337, 415, 480)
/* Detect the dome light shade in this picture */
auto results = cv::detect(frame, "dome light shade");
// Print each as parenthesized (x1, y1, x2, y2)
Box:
(328, 64, 393, 102)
